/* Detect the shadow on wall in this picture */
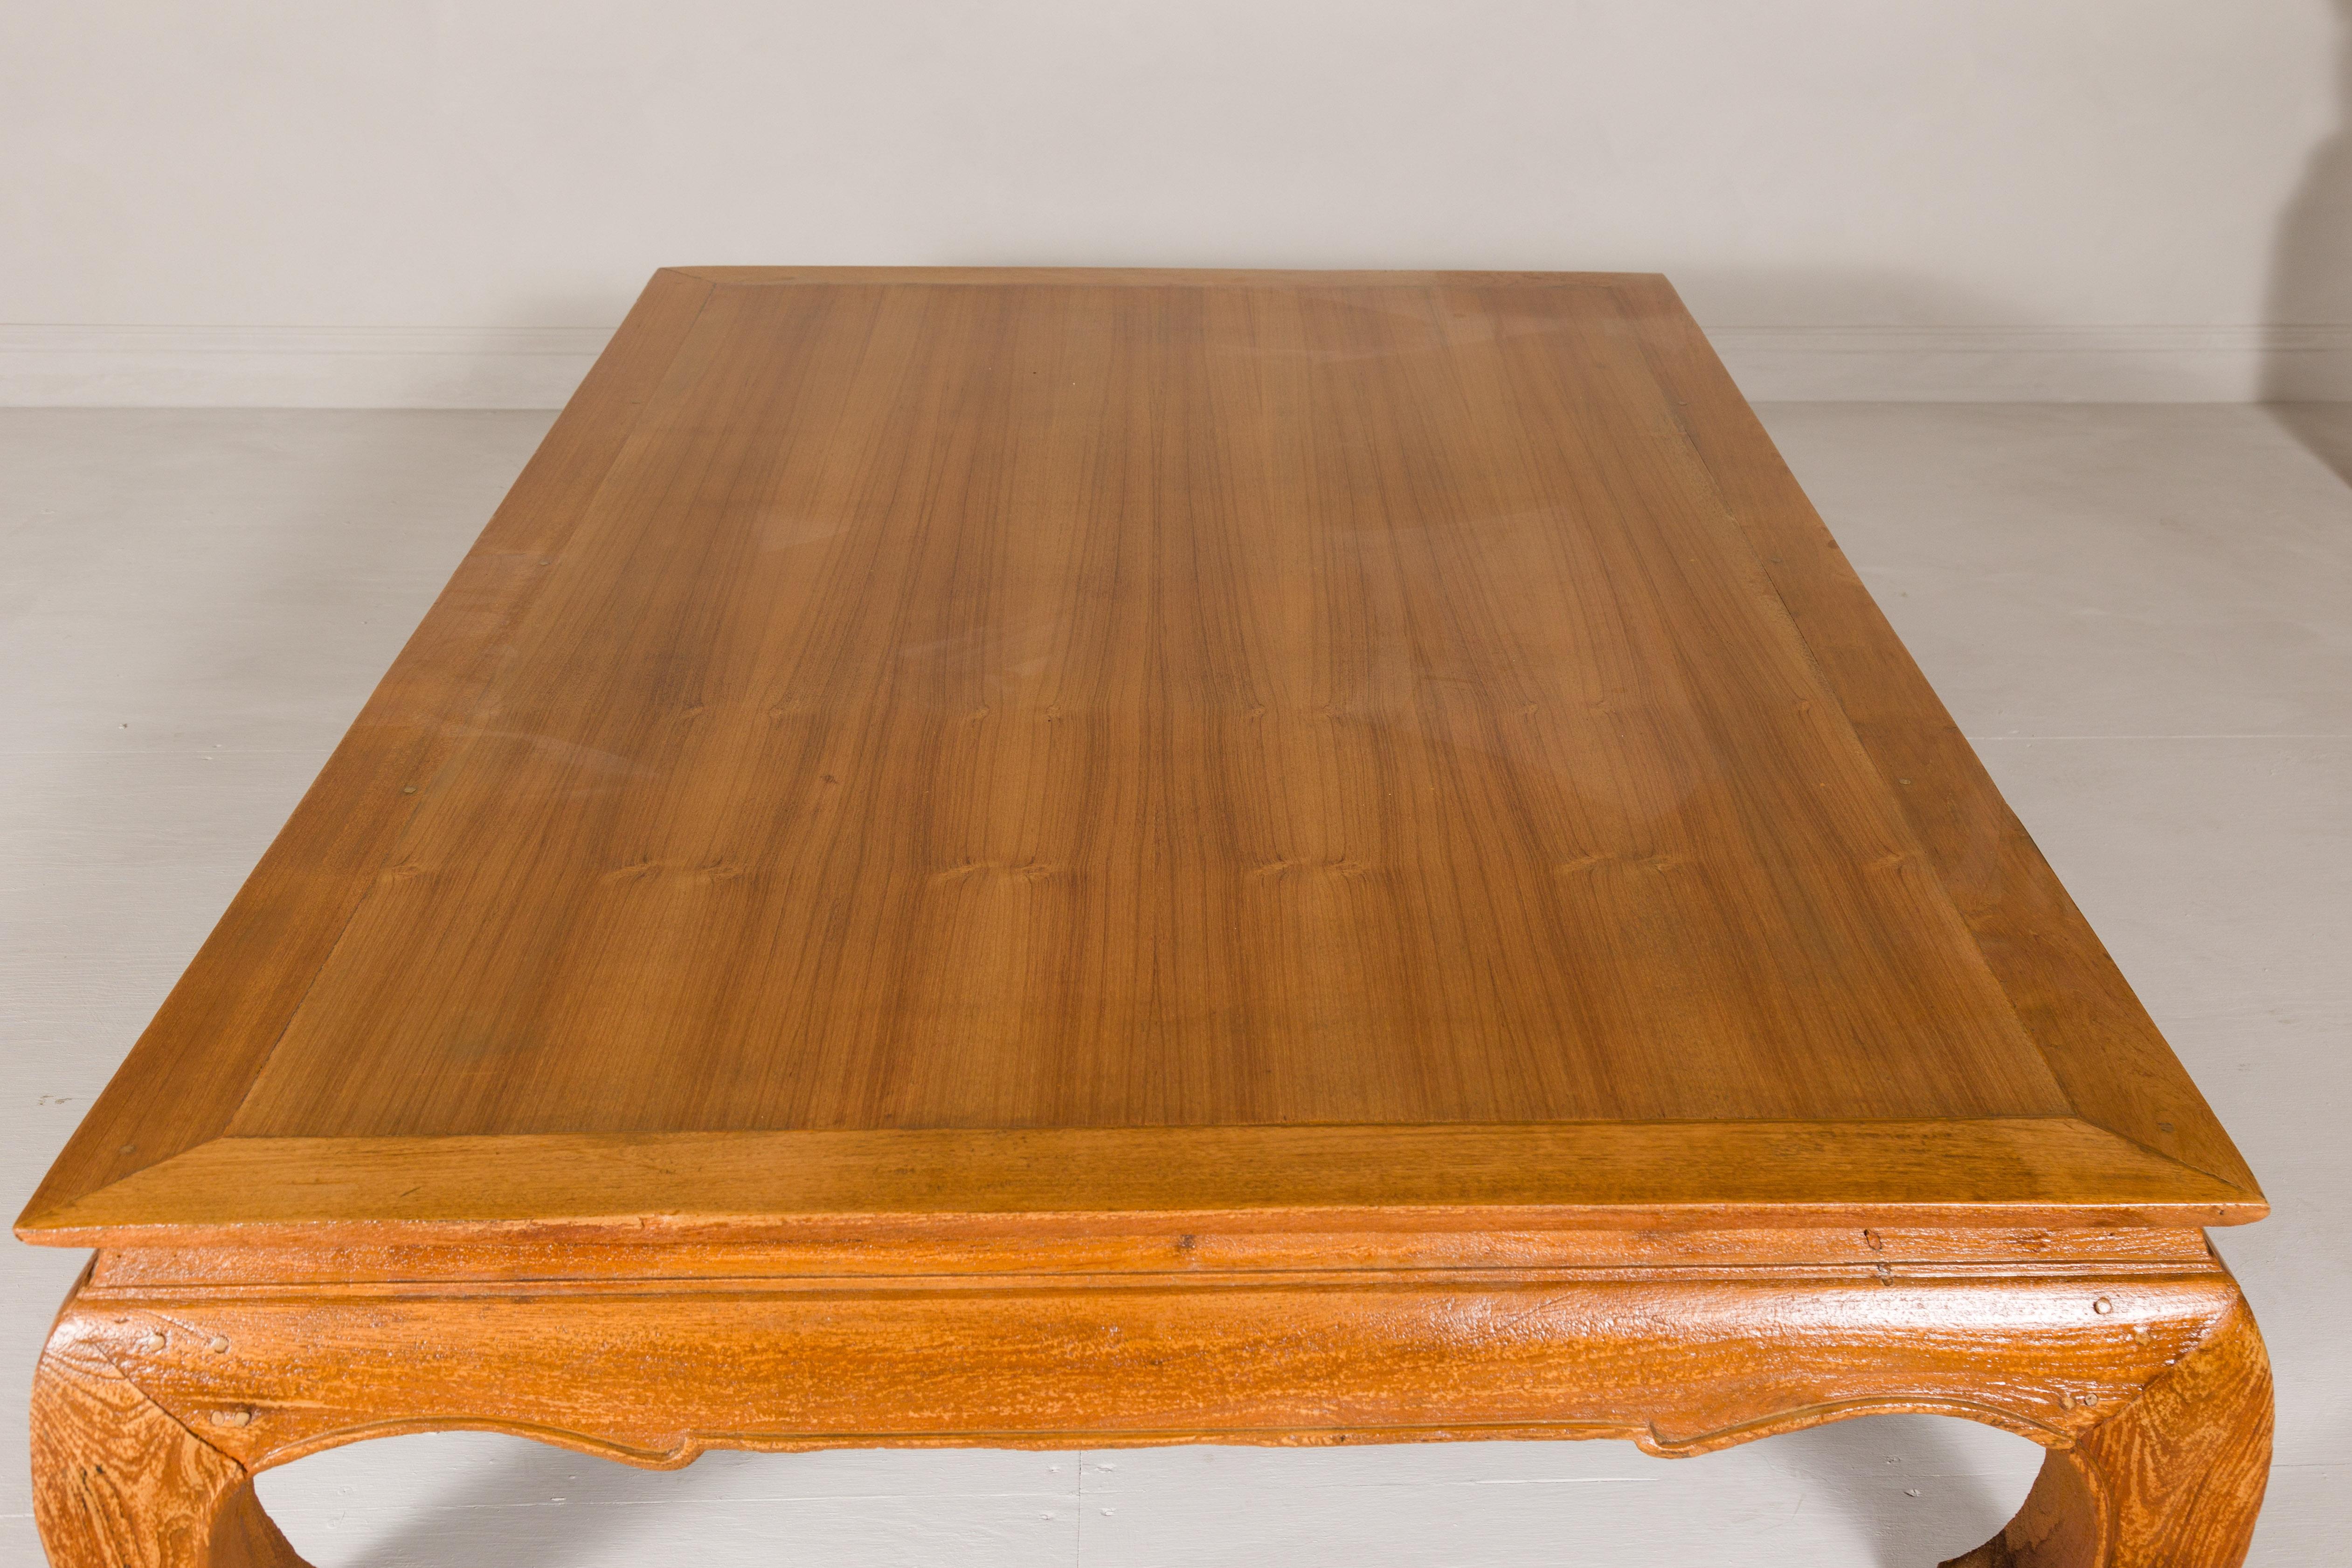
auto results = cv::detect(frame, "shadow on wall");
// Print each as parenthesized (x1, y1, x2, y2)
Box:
(2266, 0, 2352, 475)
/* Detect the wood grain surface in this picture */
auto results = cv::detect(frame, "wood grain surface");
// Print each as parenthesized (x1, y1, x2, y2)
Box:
(24, 1121, 2252, 1249)
(31, 1266, 304, 1568)
(30, 1229, 2272, 1568)
(1939, 1295, 2271, 1568)
(1612, 275, 2261, 1206)
(17, 269, 2262, 1242)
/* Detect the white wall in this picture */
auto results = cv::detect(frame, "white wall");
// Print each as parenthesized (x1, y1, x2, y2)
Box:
(7, 0, 2352, 403)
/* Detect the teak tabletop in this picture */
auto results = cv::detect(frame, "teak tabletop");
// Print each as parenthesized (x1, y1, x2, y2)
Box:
(21, 271, 2272, 1568)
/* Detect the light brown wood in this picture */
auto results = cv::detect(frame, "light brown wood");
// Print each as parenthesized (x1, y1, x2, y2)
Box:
(1940, 1296, 2271, 1568)
(19, 266, 723, 1228)
(32, 1267, 303, 1568)
(23, 1120, 2251, 1249)
(17, 268, 2260, 1241)
(1612, 274, 2259, 1201)
(19, 269, 2274, 1565)
(33, 1230, 2267, 1568)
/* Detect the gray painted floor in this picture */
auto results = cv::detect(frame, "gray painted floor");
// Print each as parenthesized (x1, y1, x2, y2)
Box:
(2, 405, 2345, 1565)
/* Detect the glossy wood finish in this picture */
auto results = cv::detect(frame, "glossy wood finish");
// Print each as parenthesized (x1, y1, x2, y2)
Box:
(20, 271, 2273, 1566)
(20, 1119, 2252, 1250)
(18, 269, 2260, 1241)
(31, 1272, 304, 1568)
(1943, 1295, 2272, 1568)
(34, 1229, 2268, 1568)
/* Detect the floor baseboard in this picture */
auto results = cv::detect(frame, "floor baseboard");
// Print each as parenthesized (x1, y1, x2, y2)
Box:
(0, 325, 609, 410)
(4, 322, 2349, 408)
(1707, 323, 2352, 403)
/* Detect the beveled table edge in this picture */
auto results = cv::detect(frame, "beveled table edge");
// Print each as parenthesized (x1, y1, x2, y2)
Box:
(17, 1119, 2261, 1250)
(16, 267, 2266, 1254)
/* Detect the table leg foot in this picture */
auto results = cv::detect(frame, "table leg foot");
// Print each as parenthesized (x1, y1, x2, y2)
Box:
(31, 1324, 307, 1568)
(1940, 1297, 2272, 1568)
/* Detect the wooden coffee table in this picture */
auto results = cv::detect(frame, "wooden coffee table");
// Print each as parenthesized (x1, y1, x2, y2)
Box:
(19, 269, 2270, 1567)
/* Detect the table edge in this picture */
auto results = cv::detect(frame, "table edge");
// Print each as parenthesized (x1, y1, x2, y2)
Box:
(16, 1120, 2263, 1248)
(14, 269, 2268, 1243)
(662, 266, 1645, 288)
(1616, 274, 2264, 1203)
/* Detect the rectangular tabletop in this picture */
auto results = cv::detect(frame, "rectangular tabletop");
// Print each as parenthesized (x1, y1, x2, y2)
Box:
(20, 269, 2262, 1244)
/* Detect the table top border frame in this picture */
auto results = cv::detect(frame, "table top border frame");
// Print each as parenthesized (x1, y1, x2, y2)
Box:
(16, 268, 2266, 1248)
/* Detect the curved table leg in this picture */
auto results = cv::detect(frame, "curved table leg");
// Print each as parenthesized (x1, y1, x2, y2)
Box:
(32, 1328, 306, 1568)
(31, 1234, 2269, 1568)
(1943, 1298, 2272, 1568)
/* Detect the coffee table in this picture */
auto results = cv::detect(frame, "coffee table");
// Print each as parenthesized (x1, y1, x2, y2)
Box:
(19, 270, 2270, 1568)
